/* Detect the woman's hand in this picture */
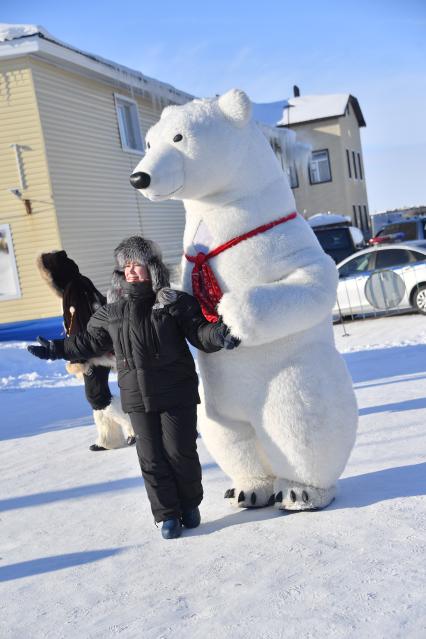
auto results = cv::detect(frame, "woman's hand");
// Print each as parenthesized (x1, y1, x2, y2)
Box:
(27, 337, 61, 360)
(211, 321, 240, 350)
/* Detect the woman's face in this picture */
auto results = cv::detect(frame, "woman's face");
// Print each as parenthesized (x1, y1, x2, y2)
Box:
(124, 262, 150, 283)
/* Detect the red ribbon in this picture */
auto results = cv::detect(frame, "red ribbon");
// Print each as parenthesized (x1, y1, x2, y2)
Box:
(185, 212, 297, 322)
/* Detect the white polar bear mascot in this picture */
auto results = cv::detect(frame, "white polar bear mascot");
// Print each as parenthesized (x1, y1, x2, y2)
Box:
(130, 89, 358, 511)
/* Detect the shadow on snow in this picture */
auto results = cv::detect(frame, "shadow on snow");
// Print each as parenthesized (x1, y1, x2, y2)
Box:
(344, 344, 426, 384)
(0, 463, 218, 513)
(0, 548, 126, 582)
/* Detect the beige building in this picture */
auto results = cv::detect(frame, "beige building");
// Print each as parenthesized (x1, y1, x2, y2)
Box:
(0, 25, 192, 328)
(278, 90, 370, 232)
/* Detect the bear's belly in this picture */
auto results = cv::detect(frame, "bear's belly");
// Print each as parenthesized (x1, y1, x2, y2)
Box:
(198, 321, 337, 421)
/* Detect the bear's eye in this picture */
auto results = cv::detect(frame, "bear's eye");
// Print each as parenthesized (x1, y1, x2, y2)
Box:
(146, 142, 151, 149)
(173, 134, 183, 143)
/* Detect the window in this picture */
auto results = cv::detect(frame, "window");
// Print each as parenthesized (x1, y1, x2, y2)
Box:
(358, 205, 369, 233)
(352, 151, 358, 179)
(363, 205, 369, 230)
(357, 153, 363, 180)
(114, 94, 144, 153)
(375, 249, 411, 269)
(315, 228, 352, 252)
(339, 253, 373, 278)
(353, 205, 360, 228)
(380, 222, 417, 241)
(409, 251, 426, 262)
(346, 149, 352, 178)
(0, 224, 21, 301)
(309, 149, 332, 184)
(288, 164, 299, 189)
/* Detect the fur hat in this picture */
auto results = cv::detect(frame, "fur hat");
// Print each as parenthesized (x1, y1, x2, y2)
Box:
(37, 250, 80, 296)
(113, 236, 170, 293)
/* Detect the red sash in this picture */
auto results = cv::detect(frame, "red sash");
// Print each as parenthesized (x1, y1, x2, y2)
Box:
(185, 212, 297, 322)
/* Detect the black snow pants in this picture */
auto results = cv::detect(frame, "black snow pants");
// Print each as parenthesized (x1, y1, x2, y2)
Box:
(129, 405, 203, 523)
(83, 365, 112, 411)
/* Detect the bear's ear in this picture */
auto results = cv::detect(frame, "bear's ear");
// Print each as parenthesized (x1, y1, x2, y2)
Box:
(218, 89, 251, 128)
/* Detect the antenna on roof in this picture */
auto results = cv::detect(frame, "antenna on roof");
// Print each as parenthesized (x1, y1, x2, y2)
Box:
(293, 85, 300, 97)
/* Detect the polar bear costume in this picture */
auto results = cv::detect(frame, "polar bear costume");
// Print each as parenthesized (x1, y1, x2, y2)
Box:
(130, 89, 358, 511)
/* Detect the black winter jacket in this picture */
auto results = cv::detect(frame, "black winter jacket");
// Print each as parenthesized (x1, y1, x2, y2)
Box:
(56, 283, 222, 413)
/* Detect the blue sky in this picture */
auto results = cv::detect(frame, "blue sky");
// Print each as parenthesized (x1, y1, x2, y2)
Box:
(2, 0, 426, 212)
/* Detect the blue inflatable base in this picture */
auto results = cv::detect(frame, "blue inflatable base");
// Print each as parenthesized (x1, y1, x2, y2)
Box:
(0, 317, 65, 342)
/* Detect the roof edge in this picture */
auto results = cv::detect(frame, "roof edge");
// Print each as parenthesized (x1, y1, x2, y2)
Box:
(0, 30, 194, 104)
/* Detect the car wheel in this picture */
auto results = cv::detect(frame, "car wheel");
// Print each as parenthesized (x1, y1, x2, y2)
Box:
(413, 285, 426, 314)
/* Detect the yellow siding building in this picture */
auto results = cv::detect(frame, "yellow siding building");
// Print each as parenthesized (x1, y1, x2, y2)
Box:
(0, 25, 192, 328)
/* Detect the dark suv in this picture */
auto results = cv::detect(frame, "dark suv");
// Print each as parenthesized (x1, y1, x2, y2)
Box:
(311, 223, 365, 263)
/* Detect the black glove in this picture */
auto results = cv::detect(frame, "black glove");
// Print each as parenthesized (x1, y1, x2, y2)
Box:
(211, 321, 240, 350)
(27, 336, 61, 360)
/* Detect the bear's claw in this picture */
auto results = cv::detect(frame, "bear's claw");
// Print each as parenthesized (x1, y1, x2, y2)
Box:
(274, 479, 336, 511)
(225, 480, 275, 508)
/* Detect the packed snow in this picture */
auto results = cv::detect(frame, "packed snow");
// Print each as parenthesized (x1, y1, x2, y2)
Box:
(1, 313, 425, 638)
(0, 23, 193, 106)
(0, 23, 53, 42)
(307, 213, 351, 227)
(278, 94, 352, 126)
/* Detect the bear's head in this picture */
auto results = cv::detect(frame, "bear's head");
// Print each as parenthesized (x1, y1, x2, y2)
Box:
(130, 89, 288, 203)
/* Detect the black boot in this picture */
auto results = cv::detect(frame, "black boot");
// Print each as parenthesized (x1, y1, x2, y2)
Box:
(89, 444, 107, 451)
(161, 518, 182, 539)
(181, 507, 201, 529)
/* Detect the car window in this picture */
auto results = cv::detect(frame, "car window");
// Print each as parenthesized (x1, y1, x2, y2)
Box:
(378, 222, 417, 240)
(375, 249, 411, 269)
(338, 253, 372, 278)
(396, 223, 417, 240)
(409, 250, 426, 262)
(314, 228, 352, 250)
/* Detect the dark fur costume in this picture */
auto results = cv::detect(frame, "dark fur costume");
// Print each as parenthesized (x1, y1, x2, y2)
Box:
(37, 251, 106, 336)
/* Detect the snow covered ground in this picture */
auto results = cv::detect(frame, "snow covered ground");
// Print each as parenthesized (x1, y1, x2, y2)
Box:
(1, 314, 425, 638)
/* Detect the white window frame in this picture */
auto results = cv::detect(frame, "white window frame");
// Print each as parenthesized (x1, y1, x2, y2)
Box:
(309, 149, 332, 185)
(114, 93, 144, 155)
(0, 224, 21, 301)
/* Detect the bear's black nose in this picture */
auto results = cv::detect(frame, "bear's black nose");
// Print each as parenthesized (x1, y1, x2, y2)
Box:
(130, 172, 151, 189)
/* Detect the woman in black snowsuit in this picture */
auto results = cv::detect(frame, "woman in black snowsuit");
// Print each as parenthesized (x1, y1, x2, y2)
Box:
(29, 237, 238, 539)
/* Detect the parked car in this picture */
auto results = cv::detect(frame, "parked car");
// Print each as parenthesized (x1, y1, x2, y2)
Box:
(368, 218, 426, 245)
(334, 242, 426, 318)
(308, 214, 365, 263)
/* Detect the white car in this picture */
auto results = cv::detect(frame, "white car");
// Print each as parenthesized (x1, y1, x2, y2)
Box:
(334, 242, 426, 318)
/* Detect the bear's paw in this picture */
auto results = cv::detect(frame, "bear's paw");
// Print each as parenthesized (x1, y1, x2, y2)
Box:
(224, 478, 275, 509)
(274, 478, 336, 511)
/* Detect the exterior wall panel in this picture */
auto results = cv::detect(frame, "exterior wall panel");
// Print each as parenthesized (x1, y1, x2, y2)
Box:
(286, 105, 369, 225)
(0, 58, 62, 323)
(31, 59, 187, 293)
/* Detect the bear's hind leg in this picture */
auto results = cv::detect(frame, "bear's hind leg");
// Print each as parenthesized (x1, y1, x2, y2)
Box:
(274, 478, 336, 511)
(200, 406, 275, 508)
